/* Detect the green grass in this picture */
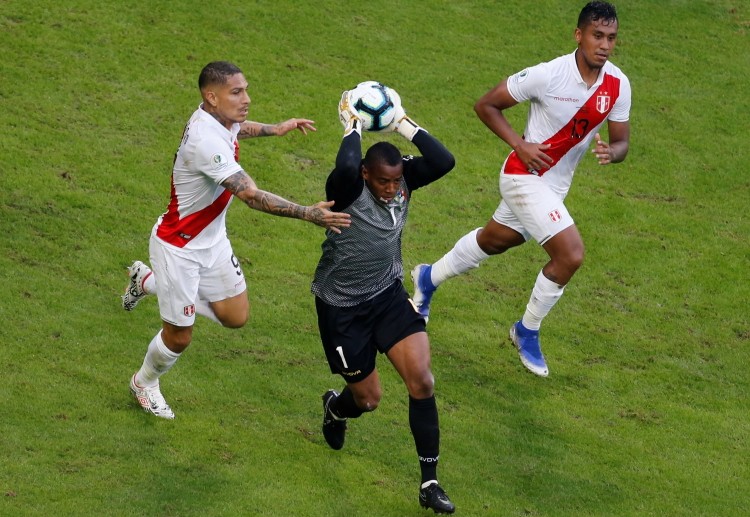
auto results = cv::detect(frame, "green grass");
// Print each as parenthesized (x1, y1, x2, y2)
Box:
(1, 0, 749, 515)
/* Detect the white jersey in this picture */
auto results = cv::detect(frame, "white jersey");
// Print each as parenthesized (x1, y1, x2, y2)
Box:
(503, 50, 631, 196)
(153, 105, 243, 250)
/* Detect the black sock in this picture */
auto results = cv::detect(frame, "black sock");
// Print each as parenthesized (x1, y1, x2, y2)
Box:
(409, 395, 440, 484)
(332, 386, 364, 419)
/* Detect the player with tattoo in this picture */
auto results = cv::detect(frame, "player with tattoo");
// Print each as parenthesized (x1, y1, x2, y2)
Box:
(122, 61, 350, 419)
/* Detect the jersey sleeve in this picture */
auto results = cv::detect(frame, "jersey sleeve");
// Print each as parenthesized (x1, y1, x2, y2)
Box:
(403, 130, 455, 192)
(325, 132, 365, 211)
(506, 61, 551, 103)
(194, 136, 243, 184)
(608, 73, 631, 123)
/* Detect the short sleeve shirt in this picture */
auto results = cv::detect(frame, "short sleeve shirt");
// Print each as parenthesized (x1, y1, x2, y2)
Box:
(154, 106, 243, 250)
(503, 51, 631, 195)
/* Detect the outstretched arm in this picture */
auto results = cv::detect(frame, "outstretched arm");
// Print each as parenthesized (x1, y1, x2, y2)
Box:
(221, 170, 350, 233)
(238, 118, 316, 139)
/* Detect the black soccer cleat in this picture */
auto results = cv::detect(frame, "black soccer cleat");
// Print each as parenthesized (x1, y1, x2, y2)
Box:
(322, 389, 347, 450)
(419, 483, 455, 514)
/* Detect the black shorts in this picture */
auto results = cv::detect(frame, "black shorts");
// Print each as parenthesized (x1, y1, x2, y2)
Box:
(315, 281, 426, 383)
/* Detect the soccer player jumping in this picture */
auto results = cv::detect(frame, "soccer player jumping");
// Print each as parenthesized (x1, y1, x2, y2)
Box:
(412, 1, 631, 377)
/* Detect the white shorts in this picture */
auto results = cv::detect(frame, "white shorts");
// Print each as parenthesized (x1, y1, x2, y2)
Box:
(149, 235, 247, 326)
(493, 173, 574, 245)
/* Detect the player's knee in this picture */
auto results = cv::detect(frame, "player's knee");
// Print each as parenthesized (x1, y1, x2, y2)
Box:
(355, 388, 382, 412)
(407, 372, 435, 399)
(564, 245, 585, 272)
(162, 330, 192, 353)
(477, 227, 520, 255)
(222, 312, 249, 329)
(219, 304, 250, 329)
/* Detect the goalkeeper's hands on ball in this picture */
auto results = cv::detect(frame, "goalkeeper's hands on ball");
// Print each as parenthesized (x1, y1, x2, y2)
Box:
(386, 103, 422, 141)
(383, 88, 422, 141)
(338, 90, 362, 136)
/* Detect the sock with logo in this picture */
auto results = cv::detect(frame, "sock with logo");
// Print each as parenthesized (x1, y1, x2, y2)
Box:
(409, 395, 440, 483)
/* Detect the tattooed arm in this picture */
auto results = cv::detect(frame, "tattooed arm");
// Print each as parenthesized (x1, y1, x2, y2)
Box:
(221, 170, 350, 233)
(238, 118, 317, 139)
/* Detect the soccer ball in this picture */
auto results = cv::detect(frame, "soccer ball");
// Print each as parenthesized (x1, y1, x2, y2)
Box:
(349, 81, 401, 131)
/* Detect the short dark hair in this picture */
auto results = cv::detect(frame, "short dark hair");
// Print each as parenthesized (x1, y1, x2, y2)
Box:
(363, 142, 402, 169)
(198, 61, 243, 90)
(578, 1, 618, 29)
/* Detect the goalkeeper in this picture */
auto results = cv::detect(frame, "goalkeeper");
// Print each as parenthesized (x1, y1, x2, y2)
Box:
(311, 88, 456, 514)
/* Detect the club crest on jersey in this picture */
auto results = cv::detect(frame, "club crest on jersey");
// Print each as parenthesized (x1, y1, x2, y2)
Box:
(211, 153, 228, 171)
(596, 95, 611, 114)
(393, 189, 407, 207)
(183, 304, 195, 317)
(548, 209, 562, 222)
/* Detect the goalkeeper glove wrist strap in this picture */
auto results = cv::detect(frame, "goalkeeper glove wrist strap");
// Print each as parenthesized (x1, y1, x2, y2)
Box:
(396, 116, 422, 141)
(343, 117, 362, 137)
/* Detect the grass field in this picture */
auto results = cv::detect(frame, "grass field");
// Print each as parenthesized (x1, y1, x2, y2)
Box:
(1, 0, 749, 515)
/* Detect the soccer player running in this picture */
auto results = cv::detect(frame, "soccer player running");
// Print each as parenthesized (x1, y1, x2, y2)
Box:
(412, 1, 631, 377)
(122, 61, 350, 419)
(313, 89, 456, 514)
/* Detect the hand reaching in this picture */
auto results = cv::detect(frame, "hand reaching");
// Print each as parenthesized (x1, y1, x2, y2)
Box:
(307, 200, 351, 234)
(275, 118, 317, 136)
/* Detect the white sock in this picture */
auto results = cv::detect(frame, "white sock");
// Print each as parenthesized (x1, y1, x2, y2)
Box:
(142, 272, 156, 295)
(134, 330, 180, 387)
(522, 270, 565, 331)
(430, 228, 488, 286)
(421, 480, 438, 489)
(195, 298, 221, 324)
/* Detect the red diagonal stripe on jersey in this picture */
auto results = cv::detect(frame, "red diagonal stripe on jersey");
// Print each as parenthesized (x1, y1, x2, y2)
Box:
(505, 73, 621, 176)
(156, 182, 233, 248)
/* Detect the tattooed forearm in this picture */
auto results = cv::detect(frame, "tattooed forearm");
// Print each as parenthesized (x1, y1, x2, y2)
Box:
(238, 121, 276, 139)
(247, 191, 307, 219)
(222, 172, 307, 219)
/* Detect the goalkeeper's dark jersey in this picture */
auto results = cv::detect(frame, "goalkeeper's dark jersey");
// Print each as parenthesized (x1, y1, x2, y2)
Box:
(311, 130, 454, 307)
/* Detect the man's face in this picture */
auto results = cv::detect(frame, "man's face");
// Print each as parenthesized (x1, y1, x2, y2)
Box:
(362, 161, 403, 203)
(575, 19, 618, 69)
(205, 73, 251, 128)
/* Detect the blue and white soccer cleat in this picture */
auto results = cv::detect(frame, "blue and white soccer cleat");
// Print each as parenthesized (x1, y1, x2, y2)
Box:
(411, 264, 437, 323)
(509, 321, 549, 377)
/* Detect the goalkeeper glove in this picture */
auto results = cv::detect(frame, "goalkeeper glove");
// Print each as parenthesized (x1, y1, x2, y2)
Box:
(338, 90, 362, 136)
(386, 103, 423, 141)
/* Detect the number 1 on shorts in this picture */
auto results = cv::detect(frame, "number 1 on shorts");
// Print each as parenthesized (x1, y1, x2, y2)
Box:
(336, 346, 348, 368)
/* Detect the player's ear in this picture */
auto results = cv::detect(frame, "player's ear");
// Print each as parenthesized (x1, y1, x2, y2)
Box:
(574, 27, 582, 45)
(204, 89, 218, 107)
